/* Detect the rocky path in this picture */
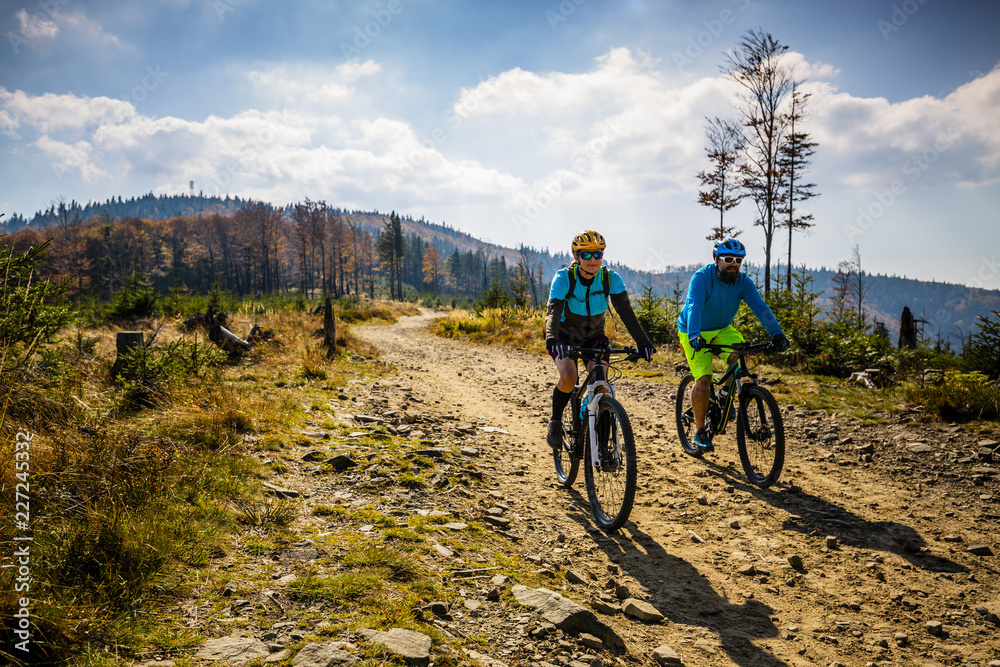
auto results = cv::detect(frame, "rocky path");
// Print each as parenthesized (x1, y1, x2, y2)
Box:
(181, 310, 1000, 667)
(351, 311, 1000, 667)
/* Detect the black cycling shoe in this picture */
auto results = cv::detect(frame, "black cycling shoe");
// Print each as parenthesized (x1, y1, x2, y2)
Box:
(547, 420, 564, 451)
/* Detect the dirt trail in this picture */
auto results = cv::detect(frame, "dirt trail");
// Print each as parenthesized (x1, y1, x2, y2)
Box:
(355, 310, 1000, 667)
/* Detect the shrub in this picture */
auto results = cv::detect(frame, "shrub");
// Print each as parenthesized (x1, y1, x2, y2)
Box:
(963, 310, 1000, 380)
(905, 371, 1000, 421)
(479, 281, 511, 310)
(807, 322, 896, 378)
(116, 336, 228, 408)
(634, 283, 678, 346)
(106, 278, 159, 322)
(0, 239, 72, 373)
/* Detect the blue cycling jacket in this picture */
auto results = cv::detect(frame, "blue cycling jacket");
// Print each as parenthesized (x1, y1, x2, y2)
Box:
(549, 266, 627, 319)
(677, 264, 783, 339)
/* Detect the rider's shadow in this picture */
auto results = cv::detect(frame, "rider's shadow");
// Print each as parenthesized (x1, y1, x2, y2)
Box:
(698, 461, 968, 574)
(563, 500, 786, 667)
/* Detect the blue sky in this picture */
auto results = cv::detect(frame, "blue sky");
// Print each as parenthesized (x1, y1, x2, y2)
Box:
(1, 0, 998, 287)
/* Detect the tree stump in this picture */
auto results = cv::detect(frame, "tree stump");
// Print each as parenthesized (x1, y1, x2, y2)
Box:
(111, 331, 145, 380)
(323, 296, 337, 357)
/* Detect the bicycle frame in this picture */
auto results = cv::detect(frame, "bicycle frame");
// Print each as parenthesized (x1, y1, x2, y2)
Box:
(581, 366, 614, 468)
(706, 343, 768, 436)
(567, 347, 638, 465)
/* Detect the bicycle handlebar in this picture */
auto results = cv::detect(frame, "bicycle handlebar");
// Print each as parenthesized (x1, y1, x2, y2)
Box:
(706, 341, 777, 355)
(566, 346, 642, 363)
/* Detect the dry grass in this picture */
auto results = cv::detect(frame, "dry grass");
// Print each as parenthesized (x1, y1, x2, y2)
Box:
(0, 301, 395, 664)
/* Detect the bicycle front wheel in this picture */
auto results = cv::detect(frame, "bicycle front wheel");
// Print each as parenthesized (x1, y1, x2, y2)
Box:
(675, 374, 703, 458)
(553, 395, 581, 488)
(584, 396, 637, 532)
(736, 385, 785, 487)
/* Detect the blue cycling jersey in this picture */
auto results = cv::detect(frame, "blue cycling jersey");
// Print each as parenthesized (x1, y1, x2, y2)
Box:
(677, 264, 783, 338)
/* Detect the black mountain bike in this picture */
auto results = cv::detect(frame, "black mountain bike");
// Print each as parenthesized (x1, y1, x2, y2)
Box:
(552, 346, 641, 532)
(675, 341, 786, 487)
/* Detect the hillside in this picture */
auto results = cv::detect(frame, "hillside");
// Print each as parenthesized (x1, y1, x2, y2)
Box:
(4, 193, 998, 347)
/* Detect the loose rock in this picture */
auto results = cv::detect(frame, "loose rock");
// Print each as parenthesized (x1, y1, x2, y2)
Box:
(622, 598, 664, 623)
(195, 637, 270, 664)
(292, 642, 359, 667)
(358, 628, 432, 667)
(652, 645, 683, 665)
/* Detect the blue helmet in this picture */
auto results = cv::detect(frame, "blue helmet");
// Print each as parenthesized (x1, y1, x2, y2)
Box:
(713, 238, 746, 259)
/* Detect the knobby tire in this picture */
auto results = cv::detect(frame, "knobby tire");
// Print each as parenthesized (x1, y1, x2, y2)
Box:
(553, 394, 581, 487)
(584, 396, 637, 532)
(675, 374, 704, 458)
(736, 385, 785, 488)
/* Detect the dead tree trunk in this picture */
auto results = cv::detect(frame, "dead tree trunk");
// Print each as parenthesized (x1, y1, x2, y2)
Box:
(898, 306, 917, 349)
(209, 324, 252, 356)
(111, 331, 144, 379)
(323, 296, 337, 357)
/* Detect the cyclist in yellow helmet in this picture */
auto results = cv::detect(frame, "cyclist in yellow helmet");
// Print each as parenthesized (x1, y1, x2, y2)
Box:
(544, 230, 656, 450)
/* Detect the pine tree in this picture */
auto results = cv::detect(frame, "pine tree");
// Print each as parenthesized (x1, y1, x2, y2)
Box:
(777, 86, 818, 290)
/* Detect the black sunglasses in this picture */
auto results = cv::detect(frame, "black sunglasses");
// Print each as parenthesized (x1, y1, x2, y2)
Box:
(719, 256, 743, 265)
(578, 250, 603, 260)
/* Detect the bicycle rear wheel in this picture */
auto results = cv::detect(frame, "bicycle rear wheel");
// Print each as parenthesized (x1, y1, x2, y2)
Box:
(584, 396, 637, 532)
(736, 385, 785, 487)
(675, 374, 704, 458)
(553, 394, 581, 488)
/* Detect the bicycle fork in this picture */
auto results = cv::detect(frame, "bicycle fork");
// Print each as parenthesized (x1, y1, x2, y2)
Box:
(585, 380, 613, 466)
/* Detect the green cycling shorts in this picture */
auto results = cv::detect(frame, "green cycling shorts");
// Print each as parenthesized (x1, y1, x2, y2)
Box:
(679, 325, 745, 379)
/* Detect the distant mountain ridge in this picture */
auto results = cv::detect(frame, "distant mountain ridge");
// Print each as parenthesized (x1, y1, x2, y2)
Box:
(4, 193, 998, 347)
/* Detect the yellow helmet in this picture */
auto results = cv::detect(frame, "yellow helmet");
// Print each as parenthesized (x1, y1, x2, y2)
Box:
(571, 230, 606, 253)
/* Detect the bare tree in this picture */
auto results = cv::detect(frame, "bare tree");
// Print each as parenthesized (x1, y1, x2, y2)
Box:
(831, 245, 868, 329)
(696, 116, 745, 241)
(723, 29, 798, 296)
(517, 244, 539, 306)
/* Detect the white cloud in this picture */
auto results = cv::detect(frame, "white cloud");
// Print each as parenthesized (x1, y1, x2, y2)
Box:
(246, 60, 382, 106)
(13, 8, 122, 48)
(0, 87, 135, 134)
(16, 9, 58, 39)
(33, 136, 109, 182)
(4, 49, 999, 247)
(809, 64, 1000, 189)
(58, 12, 123, 47)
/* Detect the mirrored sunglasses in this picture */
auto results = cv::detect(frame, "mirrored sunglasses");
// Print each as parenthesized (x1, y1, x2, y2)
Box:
(578, 250, 603, 260)
(719, 256, 743, 265)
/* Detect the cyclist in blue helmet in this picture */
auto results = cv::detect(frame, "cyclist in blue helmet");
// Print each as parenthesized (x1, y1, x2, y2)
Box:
(676, 238, 789, 452)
